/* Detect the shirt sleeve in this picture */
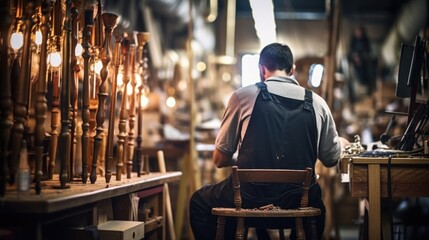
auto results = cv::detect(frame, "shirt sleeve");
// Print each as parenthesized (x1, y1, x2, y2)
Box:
(215, 92, 242, 155)
(317, 101, 342, 167)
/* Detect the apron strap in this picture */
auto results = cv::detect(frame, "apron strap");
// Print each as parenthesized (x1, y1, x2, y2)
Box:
(257, 82, 314, 111)
(256, 82, 272, 101)
(304, 89, 313, 111)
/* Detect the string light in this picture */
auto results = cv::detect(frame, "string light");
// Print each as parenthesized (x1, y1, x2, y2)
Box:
(94, 59, 102, 75)
(10, 32, 24, 50)
(48, 51, 62, 67)
(75, 43, 83, 57)
(35, 29, 42, 46)
(117, 71, 123, 87)
(141, 94, 149, 109)
(166, 96, 176, 108)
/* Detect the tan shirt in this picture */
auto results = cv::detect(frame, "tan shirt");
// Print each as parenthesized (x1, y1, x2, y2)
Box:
(215, 76, 342, 167)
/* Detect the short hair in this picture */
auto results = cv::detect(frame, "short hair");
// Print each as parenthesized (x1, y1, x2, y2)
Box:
(259, 43, 294, 73)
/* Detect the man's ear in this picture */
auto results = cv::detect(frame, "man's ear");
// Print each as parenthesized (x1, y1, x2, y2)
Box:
(288, 64, 296, 76)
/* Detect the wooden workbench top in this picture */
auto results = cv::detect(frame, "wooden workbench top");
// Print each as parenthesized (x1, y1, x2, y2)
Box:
(0, 171, 182, 214)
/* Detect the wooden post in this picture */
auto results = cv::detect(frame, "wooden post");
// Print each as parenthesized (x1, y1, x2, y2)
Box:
(59, 0, 72, 188)
(117, 37, 131, 181)
(34, 0, 53, 194)
(0, 1, 12, 196)
(9, 0, 36, 185)
(157, 150, 176, 240)
(98, 12, 118, 184)
(322, 0, 341, 109)
(135, 32, 149, 177)
(89, 0, 103, 184)
(81, 8, 93, 184)
(105, 31, 122, 184)
(127, 44, 137, 179)
(69, 5, 80, 181)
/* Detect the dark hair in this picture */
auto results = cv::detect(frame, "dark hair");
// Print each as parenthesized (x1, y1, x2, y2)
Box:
(259, 43, 294, 73)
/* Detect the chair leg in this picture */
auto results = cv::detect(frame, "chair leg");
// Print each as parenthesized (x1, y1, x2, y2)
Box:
(279, 229, 286, 240)
(236, 217, 245, 240)
(215, 216, 226, 240)
(308, 218, 318, 240)
(295, 218, 305, 240)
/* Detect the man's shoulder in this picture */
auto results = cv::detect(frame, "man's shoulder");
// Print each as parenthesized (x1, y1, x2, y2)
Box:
(234, 84, 259, 100)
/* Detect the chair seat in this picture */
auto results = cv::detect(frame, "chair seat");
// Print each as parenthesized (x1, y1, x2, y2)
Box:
(212, 167, 320, 239)
(212, 206, 321, 218)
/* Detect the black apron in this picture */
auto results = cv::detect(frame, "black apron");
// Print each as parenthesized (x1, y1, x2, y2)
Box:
(237, 81, 319, 206)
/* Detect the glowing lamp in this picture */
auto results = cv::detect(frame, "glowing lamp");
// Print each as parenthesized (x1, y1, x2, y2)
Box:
(75, 43, 83, 57)
(35, 30, 42, 45)
(49, 51, 62, 67)
(141, 94, 149, 109)
(94, 60, 102, 75)
(11, 32, 24, 50)
(166, 96, 176, 108)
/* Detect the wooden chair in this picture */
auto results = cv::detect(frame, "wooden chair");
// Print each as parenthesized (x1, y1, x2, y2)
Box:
(211, 166, 321, 240)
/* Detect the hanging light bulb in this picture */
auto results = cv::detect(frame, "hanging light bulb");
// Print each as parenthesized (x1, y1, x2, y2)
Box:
(141, 94, 149, 109)
(94, 59, 103, 75)
(75, 43, 83, 57)
(126, 81, 133, 96)
(117, 71, 123, 87)
(11, 31, 24, 50)
(35, 29, 42, 46)
(166, 96, 176, 108)
(135, 72, 142, 87)
(48, 51, 62, 67)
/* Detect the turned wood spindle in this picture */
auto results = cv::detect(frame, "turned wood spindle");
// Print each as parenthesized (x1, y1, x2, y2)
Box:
(91, 12, 118, 184)
(34, 0, 53, 194)
(81, 9, 93, 184)
(49, 59, 60, 180)
(88, 54, 99, 183)
(9, 0, 36, 185)
(88, 0, 103, 184)
(48, 0, 63, 180)
(126, 44, 136, 179)
(105, 32, 122, 182)
(135, 32, 149, 177)
(116, 37, 132, 181)
(0, 2, 12, 196)
(69, 6, 79, 181)
(59, 0, 72, 188)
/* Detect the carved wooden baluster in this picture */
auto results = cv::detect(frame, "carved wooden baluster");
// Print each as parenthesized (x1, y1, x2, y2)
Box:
(68, 5, 79, 181)
(135, 32, 149, 177)
(34, 0, 53, 194)
(88, 55, 99, 183)
(91, 12, 118, 184)
(81, 8, 93, 184)
(9, 0, 36, 185)
(126, 44, 136, 179)
(49, 63, 60, 179)
(89, 0, 103, 184)
(0, 1, 12, 196)
(105, 31, 122, 183)
(58, 0, 72, 188)
(48, 0, 62, 180)
(116, 37, 132, 181)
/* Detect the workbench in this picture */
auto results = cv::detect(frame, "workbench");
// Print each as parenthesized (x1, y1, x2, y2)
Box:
(340, 156, 429, 240)
(0, 171, 182, 240)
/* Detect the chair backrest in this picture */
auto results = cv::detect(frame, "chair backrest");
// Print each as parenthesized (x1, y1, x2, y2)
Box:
(231, 166, 313, 210)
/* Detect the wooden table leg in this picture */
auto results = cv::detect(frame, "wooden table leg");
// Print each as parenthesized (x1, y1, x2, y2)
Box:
(367, 164, 381, 240)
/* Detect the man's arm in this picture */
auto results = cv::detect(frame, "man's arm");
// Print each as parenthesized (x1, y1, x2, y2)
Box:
(213, 148, 235, 168)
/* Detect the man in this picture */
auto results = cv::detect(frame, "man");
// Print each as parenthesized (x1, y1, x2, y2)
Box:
(189, 43, 345, 239)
